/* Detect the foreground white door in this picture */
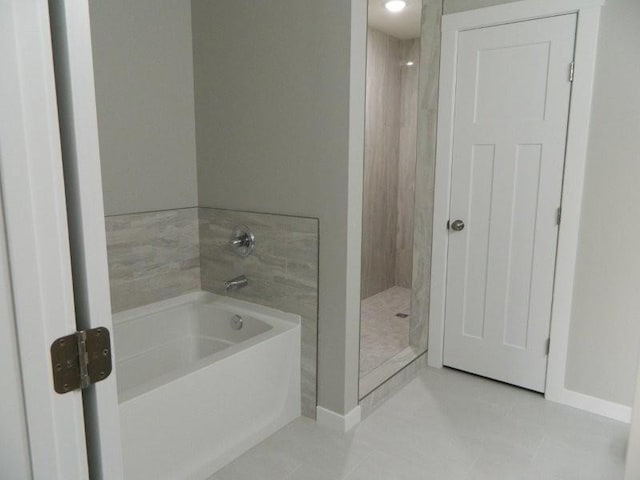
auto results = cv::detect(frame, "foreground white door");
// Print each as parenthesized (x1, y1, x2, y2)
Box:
(0, 0, 90, 477)
(2, 0, 125, 478)
(443, 14, 576, 392)
(48, 1, 125, 478)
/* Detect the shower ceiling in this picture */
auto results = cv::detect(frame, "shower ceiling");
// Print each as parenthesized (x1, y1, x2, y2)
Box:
(368, 0, 422, 40)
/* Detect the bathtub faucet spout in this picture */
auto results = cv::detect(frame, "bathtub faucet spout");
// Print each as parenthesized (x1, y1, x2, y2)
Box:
(224, 275, 248, 292)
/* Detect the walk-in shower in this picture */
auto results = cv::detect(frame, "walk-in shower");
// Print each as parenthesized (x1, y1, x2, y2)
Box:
(359, 0, 424, 398)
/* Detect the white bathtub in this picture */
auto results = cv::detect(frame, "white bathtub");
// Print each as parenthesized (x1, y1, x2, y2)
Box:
(113, 291, 301, 480)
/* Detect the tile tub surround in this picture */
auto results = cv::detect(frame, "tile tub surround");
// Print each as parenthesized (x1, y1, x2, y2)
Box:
(105, 208, 200, 313)
(105, 206, 318, 418)
(199, 207, 318, 418)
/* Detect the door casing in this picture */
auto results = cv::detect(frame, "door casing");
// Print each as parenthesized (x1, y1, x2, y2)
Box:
(428, 0, 631, 423)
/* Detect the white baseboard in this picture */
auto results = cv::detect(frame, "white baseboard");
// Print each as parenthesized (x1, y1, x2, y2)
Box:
(316, 405, 362, 433)
(546, 387, 632, 423)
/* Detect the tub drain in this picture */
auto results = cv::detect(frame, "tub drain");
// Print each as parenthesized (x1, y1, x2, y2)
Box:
(231, 314, 244, 330)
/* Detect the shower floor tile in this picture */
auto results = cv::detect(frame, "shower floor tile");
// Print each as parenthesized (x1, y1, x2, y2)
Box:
(359, 286, 411, 376)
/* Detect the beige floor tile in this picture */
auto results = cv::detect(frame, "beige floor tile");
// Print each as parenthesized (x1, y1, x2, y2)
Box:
(209, 368, 629, 480)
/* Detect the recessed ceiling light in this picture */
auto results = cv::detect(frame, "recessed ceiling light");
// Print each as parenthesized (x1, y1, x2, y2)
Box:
(405, 61, 415, 66)
(385, 0, 406, 13)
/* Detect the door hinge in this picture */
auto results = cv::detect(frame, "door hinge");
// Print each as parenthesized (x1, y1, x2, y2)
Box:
(556, 207, 562, 226)
(569, 61, 575, 82)
(546, 338, 551, 355)
(50, 327, 113, 394)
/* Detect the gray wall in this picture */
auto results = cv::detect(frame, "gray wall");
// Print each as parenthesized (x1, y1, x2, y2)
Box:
(361, 29, 418, 299)
(191, 0, 357, 414)
(89, 0, 198, 216)
(565, 0, 640, 406)
(442, 0, 640, 407)
(626, 360, 640, 478)
(443, 0, 517, 14)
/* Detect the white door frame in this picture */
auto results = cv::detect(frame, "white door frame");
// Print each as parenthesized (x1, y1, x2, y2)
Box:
(0, 174, 32, 480)
(48, 1, 126, 477)
(427, 0, 631, 422)
(0, 0, 90, 477)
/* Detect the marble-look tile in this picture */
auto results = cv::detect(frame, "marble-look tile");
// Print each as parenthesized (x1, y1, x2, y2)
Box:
(410, 0, 443, 352)
(210, 438, 303, 480)
(395, 38, 420, 289)
(361, 28, 402, 299)
(285, 463, 351, 480)
(359, 353, 426, 417)
(105, 208, 200, 312)
(209, 418, 370, 480)
(359, 286, 411, 376)
(345, 448, 470, 480)
(199, 207, 318, 418)
(362, 30, 419, 299)
(209, 367, 627, 480)
(359, 346, 419, 399)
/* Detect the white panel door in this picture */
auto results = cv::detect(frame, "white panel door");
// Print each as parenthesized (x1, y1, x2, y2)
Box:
(443, 14, 576, 392)
(0, 0, 90, 477)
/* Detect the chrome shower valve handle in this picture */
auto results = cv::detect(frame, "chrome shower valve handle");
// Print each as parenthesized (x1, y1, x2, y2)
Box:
(230, 225, 255, 257)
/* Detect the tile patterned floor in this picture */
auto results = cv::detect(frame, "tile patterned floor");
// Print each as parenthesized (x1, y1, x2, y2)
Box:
(359, 286, 411, 375)
(209, 367, 629, 480)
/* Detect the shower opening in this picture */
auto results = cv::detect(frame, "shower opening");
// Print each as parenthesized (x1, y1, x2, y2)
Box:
(359, 0, 424, 399)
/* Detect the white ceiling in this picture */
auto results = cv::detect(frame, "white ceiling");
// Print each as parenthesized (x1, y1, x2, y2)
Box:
(368, 0, 422, 40)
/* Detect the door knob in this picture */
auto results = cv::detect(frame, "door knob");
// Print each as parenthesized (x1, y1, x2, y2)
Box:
(450, 219, 465, 231)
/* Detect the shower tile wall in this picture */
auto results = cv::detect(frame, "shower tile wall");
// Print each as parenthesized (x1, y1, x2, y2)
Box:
(362, 28, 402, 299)
(396, 39, 420, 289)
(199, 207, 318, 419)
(105, 208, 200, 312)
(361, 28, 419, 299)
(410, 0, 443, 353)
